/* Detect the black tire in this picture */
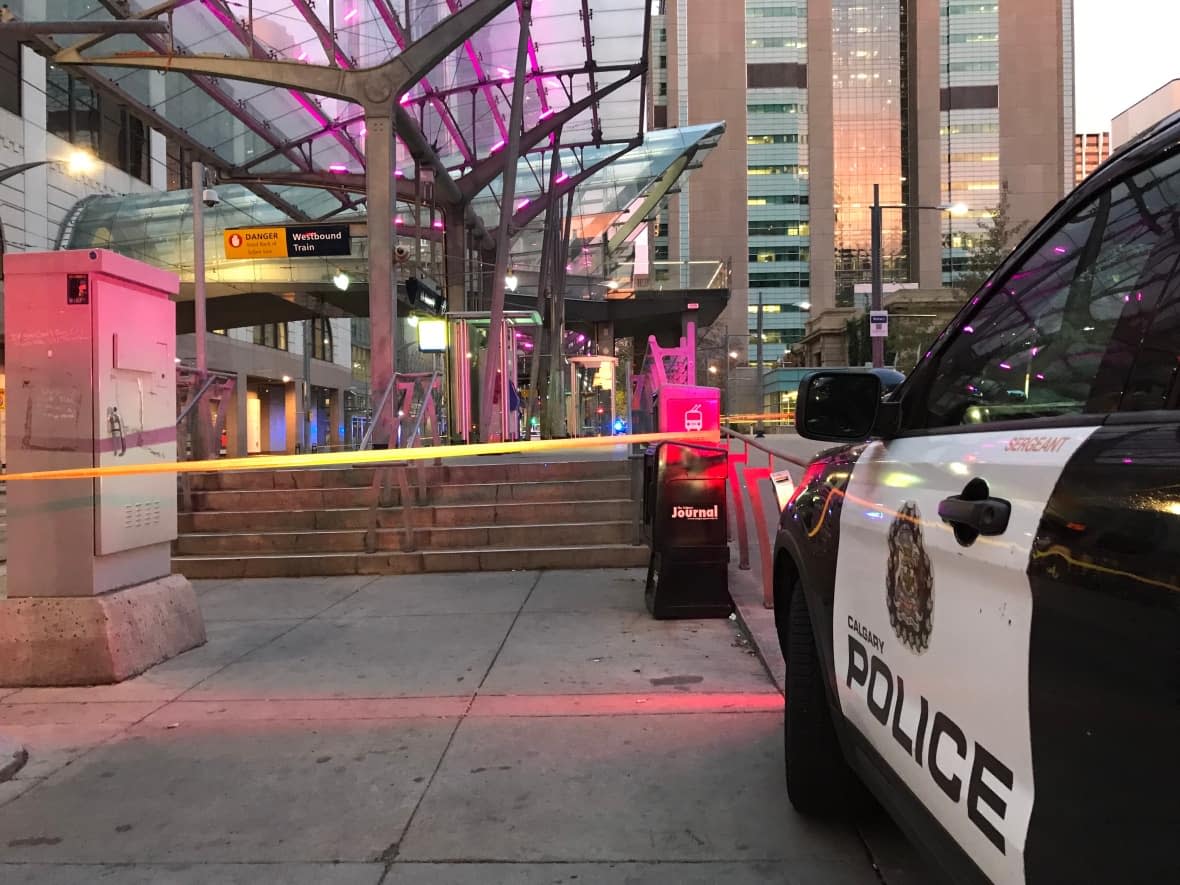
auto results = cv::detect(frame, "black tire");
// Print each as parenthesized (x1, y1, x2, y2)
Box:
(784, 579, 855, 816)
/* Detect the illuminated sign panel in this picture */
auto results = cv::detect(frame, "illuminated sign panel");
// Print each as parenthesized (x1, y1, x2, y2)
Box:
(417, 318, 447, 352)
(224, 224, 351, 260)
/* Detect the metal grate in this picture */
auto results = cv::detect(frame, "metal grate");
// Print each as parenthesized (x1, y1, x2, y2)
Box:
(123, 501, 161, 530)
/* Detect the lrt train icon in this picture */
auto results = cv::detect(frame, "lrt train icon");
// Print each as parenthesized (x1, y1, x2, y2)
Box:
(684, 405, 704, 432)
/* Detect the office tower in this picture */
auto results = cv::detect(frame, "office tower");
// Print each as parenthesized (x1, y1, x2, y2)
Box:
(1074, 132, 1111, 184)
(654, 0, 1073, 367)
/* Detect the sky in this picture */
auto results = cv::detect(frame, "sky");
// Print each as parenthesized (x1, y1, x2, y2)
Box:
(1074, 0, 1180, 132)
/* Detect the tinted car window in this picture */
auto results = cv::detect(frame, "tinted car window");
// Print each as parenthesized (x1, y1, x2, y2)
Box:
(913, 149, 1180, 430)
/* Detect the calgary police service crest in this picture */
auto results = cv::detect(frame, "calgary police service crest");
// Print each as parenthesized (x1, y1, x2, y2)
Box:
(886, 501, 934, 654)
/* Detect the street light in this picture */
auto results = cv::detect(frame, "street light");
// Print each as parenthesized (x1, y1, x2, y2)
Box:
(869, 184, 966, 367)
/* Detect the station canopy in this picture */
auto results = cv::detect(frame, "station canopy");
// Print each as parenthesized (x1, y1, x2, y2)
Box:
(57, 122, 725, 304)
(15, 0, 656, 235)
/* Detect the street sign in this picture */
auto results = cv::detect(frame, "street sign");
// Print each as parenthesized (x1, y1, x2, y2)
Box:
(224, 224, 351, 260)
(869, 310, 889, 338)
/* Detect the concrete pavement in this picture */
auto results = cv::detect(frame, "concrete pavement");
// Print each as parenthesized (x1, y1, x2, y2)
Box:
(0, 568, 883, 884)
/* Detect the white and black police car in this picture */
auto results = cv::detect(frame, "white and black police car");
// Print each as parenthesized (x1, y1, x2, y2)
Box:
(774, 112, 1180, 883)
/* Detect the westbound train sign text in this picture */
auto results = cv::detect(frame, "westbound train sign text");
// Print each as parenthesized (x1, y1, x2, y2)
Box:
(223, 224, 351, 260)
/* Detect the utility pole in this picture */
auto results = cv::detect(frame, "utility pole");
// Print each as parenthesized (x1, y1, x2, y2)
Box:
(755, 292, 765, 435)
(190, 160, 211, 459)
(871, 183, 884, 368)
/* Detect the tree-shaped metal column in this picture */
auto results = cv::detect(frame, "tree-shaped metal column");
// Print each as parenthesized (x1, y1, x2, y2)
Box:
(54, 0, 516, 446)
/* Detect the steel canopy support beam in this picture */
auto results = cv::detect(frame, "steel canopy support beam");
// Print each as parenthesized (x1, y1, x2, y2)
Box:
(456, 65, 643, 202)
(509, 139, 641, 233)
(479, 0, 532, 443)
(527, 135, 563, 432)
(367, 112, 398, 448)
(54, 0, 518, 102)
(20, 32, 311, 220)
(88, 0, 348, 213)
(0, 20, 169, 36)
(370, 0, 475, 164)
(605, 153, 691, 254)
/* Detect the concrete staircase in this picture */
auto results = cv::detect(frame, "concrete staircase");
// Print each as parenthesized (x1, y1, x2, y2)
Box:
(173, 458, 650, 578)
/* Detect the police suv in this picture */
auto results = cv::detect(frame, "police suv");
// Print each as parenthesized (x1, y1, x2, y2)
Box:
(775, 113, 1180, 884)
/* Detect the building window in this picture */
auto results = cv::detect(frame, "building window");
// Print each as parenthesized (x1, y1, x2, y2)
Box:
(312, 318, 333, 362)
(749, 221, 810, 237)
(746, 37, 807, 50)
(748, 194, 809, 206)
(748, 164, 808, 176)
(45, 66, 151, 182)
(751, 246, 810, 263)
(748, 103, 807, 115)
(747, 134, 806, 145)
(749, 271, 811, 288)
(351, 344, 370, 383)
(0, 37, 20, 115)
(253, 323, 288, 350)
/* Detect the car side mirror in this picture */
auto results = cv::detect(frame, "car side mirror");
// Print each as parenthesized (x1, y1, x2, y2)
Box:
(795, 371, 896, 442)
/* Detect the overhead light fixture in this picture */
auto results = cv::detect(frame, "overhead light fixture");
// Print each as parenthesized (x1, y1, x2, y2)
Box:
(504, 270, 519, 292)
(66, 149, 97, 176)
(729, 351, 738, 359)
(281, 375, 292, 383)
(943, 202, 969, 216)
(407, 314, 419, 327)
(798, 301, 812, 310)
(605, 280, 620, 290)
(333, 269, 350, 291)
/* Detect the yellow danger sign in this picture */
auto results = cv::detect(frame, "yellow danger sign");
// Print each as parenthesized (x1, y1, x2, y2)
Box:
(223, 227, 286, 260)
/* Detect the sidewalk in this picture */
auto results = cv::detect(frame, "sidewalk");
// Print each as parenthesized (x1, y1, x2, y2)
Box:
(0, 568, 880, 884)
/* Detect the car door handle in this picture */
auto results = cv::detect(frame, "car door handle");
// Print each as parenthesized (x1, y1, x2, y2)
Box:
(938, 494, 1011, 536)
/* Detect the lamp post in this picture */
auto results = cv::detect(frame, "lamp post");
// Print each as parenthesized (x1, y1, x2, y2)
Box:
(870, 184, 966, 368)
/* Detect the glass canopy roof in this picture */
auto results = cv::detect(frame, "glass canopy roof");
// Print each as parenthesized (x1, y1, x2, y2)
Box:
(57, 122, 724, 293)
(14, 0, 650, 226)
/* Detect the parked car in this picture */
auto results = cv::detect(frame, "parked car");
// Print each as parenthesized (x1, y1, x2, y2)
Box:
(773, 110, 1180, 884)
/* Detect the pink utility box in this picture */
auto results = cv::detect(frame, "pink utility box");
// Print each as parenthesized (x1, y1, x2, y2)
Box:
(656, 384, 722, 435)
(0, 249, 205, 686)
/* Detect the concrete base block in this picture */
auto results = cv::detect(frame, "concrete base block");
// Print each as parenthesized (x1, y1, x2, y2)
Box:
(0, 575, 206, 687)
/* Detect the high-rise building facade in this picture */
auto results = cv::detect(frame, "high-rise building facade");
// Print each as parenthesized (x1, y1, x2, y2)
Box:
(1074, 132, 1111, 184)
(654, 0, 1073, 367)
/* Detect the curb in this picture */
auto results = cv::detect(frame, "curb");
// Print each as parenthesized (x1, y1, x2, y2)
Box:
(0, 738, 28, 782)
(728, 558, 785, 695)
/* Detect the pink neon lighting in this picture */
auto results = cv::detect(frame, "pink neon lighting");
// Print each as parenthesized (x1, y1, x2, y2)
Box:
(395, 170, 405, 178)
(395, 216, 404, 225)
(400, 93, 413, 105)
(432, 220, 444, 229)
(538, 108, 555, 120)
(490, 139, 506, 153)
(517, 198, 531, 209)
(298, 51, 309, 61)
(343, 8, 358, 21)
(328, 164, 349, 173)
(555, 173, 569, 184)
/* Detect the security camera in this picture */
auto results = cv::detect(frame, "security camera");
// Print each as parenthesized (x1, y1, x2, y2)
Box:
(394, 243, 411, 263)
(202, 188, 221, 208)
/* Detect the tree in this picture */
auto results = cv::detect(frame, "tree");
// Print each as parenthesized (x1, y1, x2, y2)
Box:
(951, 182, 1028, 295)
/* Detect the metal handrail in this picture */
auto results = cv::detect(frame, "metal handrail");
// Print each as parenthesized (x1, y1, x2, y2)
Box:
(721, 425, 810, 609)
(403, 369, 440, 449)
(722, 427, 809, 470)
(175, 371, 234, 425)
(359, 373, 398, 451)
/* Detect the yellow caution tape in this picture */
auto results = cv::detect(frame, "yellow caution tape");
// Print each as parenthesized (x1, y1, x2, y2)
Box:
(1, 430, 722, 482)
